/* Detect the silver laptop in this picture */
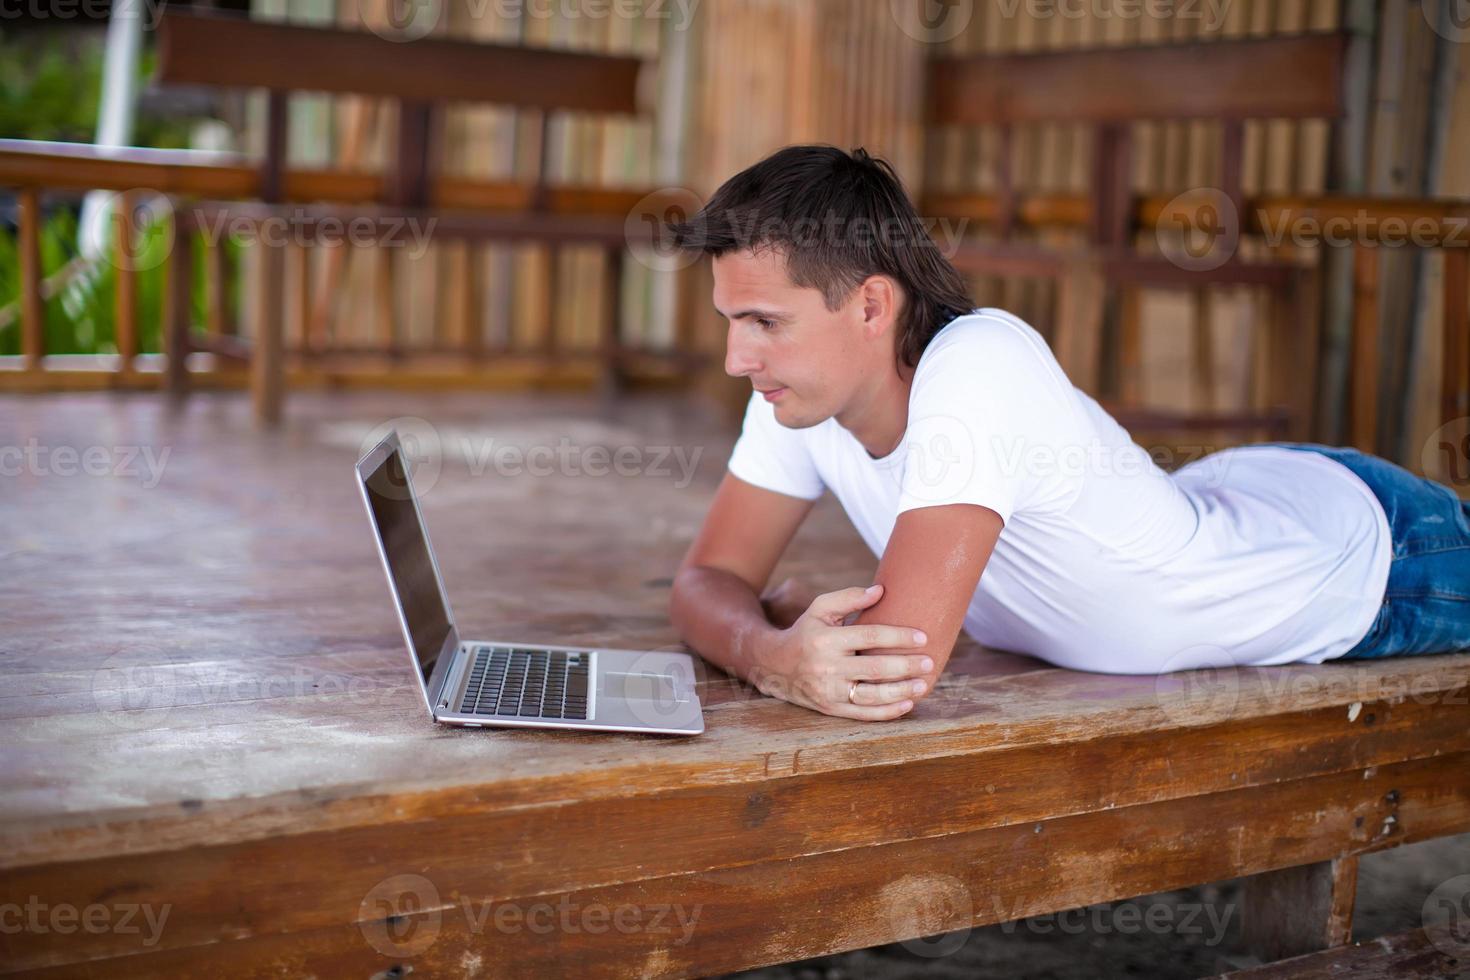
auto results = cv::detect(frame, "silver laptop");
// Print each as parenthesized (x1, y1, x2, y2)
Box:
(355, 431, 704, 736)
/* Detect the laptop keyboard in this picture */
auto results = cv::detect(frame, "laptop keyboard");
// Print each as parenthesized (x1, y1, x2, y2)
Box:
(458, 647, 590, 720)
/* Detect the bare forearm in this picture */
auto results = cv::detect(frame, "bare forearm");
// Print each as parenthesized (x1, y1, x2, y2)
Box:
(670, 565, 786, 687)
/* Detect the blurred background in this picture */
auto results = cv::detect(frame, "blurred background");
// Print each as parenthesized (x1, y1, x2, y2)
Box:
(0, 0, 1466, 479)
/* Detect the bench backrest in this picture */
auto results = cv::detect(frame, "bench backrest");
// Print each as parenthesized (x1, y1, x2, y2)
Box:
(925, 32, 1349, 248)
(156, 10, 647, 116)
(927, 33, 1347, 126)
(155, 9, 651, 207)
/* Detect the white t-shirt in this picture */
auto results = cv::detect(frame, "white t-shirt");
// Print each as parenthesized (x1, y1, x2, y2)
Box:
(727, 308, 1392, 673)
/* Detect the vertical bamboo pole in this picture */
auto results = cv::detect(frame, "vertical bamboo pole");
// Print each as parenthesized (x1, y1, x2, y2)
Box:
(1443, 248, 1470, 426)
(114, 191, 138, 372)
(164, 209, 194, 401)
(18, 188, 44, 372)
(1351, 245, 1381, 451)
(253, 240, 286, 427)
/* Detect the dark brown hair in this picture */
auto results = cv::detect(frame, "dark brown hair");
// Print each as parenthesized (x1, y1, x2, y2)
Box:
(668, 144, 973, 367)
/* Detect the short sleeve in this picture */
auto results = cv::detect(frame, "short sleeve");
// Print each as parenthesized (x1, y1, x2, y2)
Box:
(726, 391, 826, 501)
(896, 313, 1086, 525)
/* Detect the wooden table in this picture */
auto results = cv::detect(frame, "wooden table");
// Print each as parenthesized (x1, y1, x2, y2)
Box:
(3, 390, 1468, 977)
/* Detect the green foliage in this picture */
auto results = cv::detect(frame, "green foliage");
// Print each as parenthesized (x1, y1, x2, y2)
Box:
(0, 28, 232, 355)
(0, 31, 197, 147)
(0, 206, 231, 358)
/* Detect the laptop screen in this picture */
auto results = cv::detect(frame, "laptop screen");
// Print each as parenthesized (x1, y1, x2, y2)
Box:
(361, 445, 453, 683)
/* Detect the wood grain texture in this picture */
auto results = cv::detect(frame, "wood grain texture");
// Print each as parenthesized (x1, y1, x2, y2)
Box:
(156, 10, 646, 115)
(1214, 925, 1470, 978)
(929, 34, 1347, 125)
(112, 191, 138, 371)
(2, 390, 1468, 975)
(17, 187, 44, 370)
(1242, 856, 1358, 962)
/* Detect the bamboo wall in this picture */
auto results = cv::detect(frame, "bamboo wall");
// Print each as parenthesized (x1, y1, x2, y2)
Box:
(923, 0, 1466, 458)
(245, 0, 676, 360)
(227, 0, 1468, 461)
(924, 0, 1343, 439)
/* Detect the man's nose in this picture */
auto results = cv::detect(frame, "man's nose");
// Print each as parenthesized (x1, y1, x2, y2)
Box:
(724, 325, 761, 378)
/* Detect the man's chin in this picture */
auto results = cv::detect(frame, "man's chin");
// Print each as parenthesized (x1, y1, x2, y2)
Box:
(772, 399, 828, 430)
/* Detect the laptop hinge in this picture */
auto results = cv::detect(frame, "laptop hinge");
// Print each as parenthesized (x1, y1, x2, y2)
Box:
(424, 627, 462, 713)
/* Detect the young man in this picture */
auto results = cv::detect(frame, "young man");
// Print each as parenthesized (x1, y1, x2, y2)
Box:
(668, 144, 1470, 722)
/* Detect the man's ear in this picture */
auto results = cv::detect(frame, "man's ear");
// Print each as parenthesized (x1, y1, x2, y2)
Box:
(858, 275, 902, 340)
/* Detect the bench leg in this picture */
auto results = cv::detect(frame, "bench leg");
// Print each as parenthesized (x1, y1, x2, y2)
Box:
(1243, 855, 1358, 962)
(164, 208, 193, 404)
(252, 243, 285, 428)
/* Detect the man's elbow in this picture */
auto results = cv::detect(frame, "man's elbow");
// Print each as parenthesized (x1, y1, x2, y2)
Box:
(669, 563, 717, 643)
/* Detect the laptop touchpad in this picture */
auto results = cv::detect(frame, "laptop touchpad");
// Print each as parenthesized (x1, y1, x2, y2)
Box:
(601, 670, 681, 702)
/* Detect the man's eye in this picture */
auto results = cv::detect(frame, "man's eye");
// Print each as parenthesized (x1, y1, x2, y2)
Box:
(756, 318, 776, 330)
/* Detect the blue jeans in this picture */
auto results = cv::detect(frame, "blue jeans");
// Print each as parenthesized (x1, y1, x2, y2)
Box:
(1259, 442, 1470, 659)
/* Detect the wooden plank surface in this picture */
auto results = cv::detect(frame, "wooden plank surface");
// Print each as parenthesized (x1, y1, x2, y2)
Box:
(157, 10, 646, 115)
(928, 34, 1347, 125)
(2, 390, 1468, 975)
(1214, 925, 1470, 978)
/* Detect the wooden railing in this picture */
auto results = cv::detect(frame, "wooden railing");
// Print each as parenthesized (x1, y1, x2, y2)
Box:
(920, 189, 1470, 453)
(0, 140, 700, 418)
(3, 139, 1466, 452)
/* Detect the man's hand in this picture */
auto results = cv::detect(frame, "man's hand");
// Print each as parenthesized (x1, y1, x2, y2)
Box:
(752, 583, 933, 721)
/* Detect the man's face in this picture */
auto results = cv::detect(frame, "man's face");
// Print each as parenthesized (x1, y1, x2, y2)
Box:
(712, 248, 875, 429)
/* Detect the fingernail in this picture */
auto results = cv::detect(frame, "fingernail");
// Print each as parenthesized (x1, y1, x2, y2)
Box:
(913, 630, 927, 644)
(921, 657, 934, 671)
(866, 584, 881, 594)
(911, 680, 926, 695)
(899, 701, 913, 711)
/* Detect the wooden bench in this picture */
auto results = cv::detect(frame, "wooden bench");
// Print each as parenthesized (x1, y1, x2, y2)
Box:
(153, 9, 661, 424)
(924, 33, 1347, 444)
(2, 388, 1468, 975)
(1212, 925, 1469, 978)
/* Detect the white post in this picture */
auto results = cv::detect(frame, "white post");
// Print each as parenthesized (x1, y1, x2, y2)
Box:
(78, 0, 145, 261)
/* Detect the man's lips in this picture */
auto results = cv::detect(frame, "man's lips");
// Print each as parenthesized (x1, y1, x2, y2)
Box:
(756, 386, 786, 402)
